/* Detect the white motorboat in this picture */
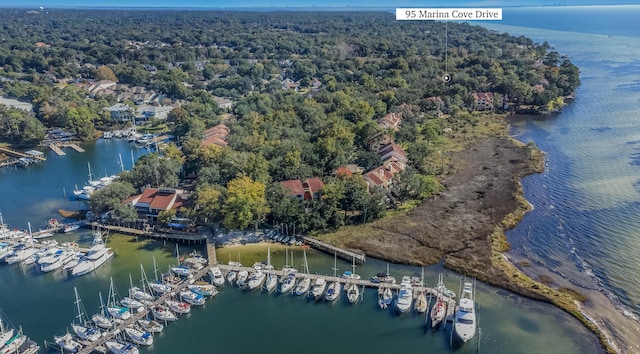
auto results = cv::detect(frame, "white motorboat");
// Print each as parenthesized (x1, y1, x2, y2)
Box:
(247, 270, 266, 290)
(210, 266, 225, 286)
(53, 332, 83, 353)
(71, 230, 113, 276)
(124, 326, 153, 346)
(165, 299, 190, 314)
(151, 305, 177, 322)
(171, 266, 192, 277)
(310, 277, 327, 300)
(395, 276, 413, 314)
(188, 284, 217, 297)
(5, 244, 36, 265)
(137, 319, 164, 333)
(63, 224, 81, 233)
(105, 340, 139, 354)
(454, 281, 477, 343)
(180, 291, 206, 306)
(226, 270, 237, 284)
(40, 249, 75, 272)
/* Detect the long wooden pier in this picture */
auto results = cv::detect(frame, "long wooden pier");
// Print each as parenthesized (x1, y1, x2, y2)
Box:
(0, 146, 46, 161)
(48, 143, 66, 156)
(85, 222, 207, 244)
(299, 236, 366, 263)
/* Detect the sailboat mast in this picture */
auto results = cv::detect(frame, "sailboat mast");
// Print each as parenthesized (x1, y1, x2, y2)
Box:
(74, 287, 84, 325)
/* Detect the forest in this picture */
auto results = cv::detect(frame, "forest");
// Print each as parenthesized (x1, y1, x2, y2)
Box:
(0, 9, 580, 232)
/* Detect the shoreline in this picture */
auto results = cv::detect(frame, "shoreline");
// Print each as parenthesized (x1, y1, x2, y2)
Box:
(311, 129, 627, 353)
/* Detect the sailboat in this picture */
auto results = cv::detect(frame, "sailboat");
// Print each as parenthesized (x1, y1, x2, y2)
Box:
(294, 250, 311, 296)
(92, 292, 114, 330)
(124, 326, 153, 346)
(279, 247, 297, 294)
(0, 320, 15, 351)
(454, 280, 477, 343)
(106, 278, 132, 321)
(105, 339, 139, 354)
(121, 274, 145, 310)
(430, 274, 448, 328)
(148, 257, 172, 295)
(70, 287, 102, 342)
(137, 318, 164, 333)
(415, 268, 428, 313)
(345, 257, 360, 304)
(247, 263, 266, 290)
(132, 264, 155, 302)
(171, 244, 192, 277)
(151, 304, 178, 322)
(264, 246, 278, 292)
(73, 162, 98, 200)
(325, 253, 341, 302)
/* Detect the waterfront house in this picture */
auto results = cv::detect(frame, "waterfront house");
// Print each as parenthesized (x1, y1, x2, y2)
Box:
(473, 92, 495, 111)
(122, 187, 185, 220)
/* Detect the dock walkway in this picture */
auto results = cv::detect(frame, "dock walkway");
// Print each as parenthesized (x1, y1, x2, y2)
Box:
(86, 222, 207, 244)
(48, 143, 66, 156)
(300, 236, 366, 263)
(0, 146, 46, 161)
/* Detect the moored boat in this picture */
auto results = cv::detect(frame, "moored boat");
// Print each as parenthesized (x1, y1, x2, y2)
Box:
(105, 340, 139, 354)
(454, 281, 477, 343)
(137, 319, 164, 333)
(346, 282, 360, 304)
(124, 326, 153, 346)
(165, 299, 190, 314)
(151, 304, 177, 322)
(210, 266, 225, 286)
(53, 332, 83, 353)
(180, 291, 206, 306)
(71, 230, 113, 276)
(395, 276, 413, 314)
(310, 277, 327, 300)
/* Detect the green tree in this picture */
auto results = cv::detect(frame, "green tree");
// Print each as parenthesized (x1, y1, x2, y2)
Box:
(222, 176, 269, 230)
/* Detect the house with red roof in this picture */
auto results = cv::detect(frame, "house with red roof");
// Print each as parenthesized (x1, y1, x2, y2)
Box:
(473, 92, 495, 111)
(379, 142, 407, 165)
(377, 112, 402, 131)
(122, 187, 185, 219)
(280, 177, 324, 201)
(202, 124, 230, 148)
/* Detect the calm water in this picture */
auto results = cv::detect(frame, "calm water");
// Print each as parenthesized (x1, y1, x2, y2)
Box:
(484, 6, 640, 322)
(4, 5, 635, 353)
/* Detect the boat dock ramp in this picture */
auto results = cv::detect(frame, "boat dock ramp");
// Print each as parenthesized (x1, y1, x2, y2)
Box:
(48, 142, 85, 156)
(299, 235, 366, 263)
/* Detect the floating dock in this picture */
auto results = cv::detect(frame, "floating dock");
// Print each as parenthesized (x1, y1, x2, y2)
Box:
(48, 143, 66, 156)
(299, 235, 366, 263)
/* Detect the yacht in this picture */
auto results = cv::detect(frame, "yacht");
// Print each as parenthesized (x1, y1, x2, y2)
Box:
(92, 293, 114, 329)
(151, 304, 178, 322)
(188, 284, 217, 297)
(71, 231, 114, 276)
(210, 266, 225, 286)
(53, 332, 83, 353)
(124, 326, 153, 346)
(40, 249, 75, 272)
(105, 340, 139, 354)
(180, 291, 206, 306)
(395, 276, 413, 314)
(5, 244, 37, 265)
(226, 270, 237, 284)
(454, 281, 477, 342)
(310, 277, 327, 300)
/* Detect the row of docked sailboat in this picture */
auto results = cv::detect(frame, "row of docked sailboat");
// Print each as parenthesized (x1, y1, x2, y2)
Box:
(54, 257, 219, 353)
